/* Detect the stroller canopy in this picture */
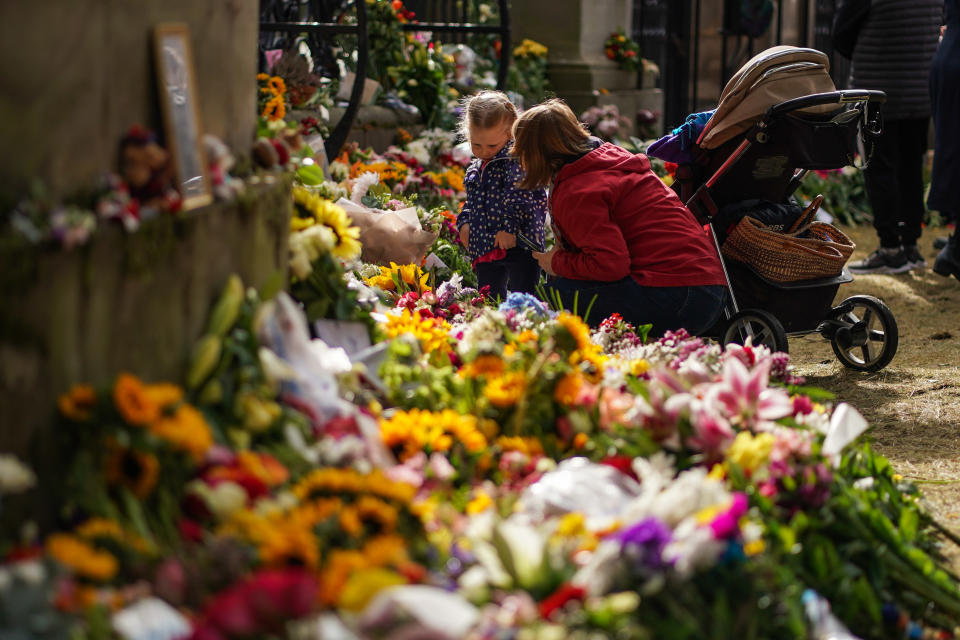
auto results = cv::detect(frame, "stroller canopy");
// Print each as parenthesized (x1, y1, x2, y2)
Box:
(697, 46, 837, 150)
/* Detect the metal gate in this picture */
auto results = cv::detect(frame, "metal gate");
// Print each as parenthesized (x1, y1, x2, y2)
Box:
(633, 0, 848, 130)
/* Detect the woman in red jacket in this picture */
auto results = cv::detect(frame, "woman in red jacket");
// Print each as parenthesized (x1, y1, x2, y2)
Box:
(513, 99, 728, 336)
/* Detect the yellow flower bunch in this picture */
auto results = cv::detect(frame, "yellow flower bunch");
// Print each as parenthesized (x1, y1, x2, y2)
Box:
(726, 431, 776, 473)
(384, 309, 452, 354)
(292, 186, 362, 261)
(364, 261, 431, 293)
(349, 160, 410, 187)
(222, 507, 321, 570)
(292, 468, 416, 505)
(423, 167, 466, 193)
(465, 491, 493, 515)
(483, 371, 527, 408)
(46, 533, 119, 582)
(513, 38, 548, 59)
(259, 74, 287, 121)
(379, 408, 494, 462)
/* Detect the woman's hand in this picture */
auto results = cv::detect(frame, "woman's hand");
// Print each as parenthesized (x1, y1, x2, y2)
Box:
(494, 231, 516, 249)
(532, 246, 557, 275)
(459, 224, 469, 247)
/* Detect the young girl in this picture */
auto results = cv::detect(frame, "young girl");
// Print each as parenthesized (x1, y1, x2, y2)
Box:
(513, 99, 728, 336)
(456, 91, 548, 301)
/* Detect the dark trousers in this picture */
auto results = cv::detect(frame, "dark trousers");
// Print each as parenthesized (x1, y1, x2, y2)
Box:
(475, 248, 541, 302)
(864, 117, 929, 248)
(547, 276, 727, 337)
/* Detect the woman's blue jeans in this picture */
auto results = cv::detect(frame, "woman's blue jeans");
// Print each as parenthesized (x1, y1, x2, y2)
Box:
(547, 276, 727, 337)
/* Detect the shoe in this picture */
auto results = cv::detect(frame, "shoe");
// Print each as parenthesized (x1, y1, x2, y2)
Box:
(934, 236, 949, 250)
(903, 244, 927, 269)
(933, 239, 960, 281)
(848, 247, 911, 274)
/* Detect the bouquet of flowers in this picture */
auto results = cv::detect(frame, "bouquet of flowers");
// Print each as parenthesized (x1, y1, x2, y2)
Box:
(604, 29, 642, 72)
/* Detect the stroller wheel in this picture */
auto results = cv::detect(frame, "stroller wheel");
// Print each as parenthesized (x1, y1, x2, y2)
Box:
(721, 309, 789, 353)
(828, 295, 898, 371)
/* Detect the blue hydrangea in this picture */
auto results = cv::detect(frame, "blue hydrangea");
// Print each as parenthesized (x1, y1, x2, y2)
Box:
(498, 292, 551, 318)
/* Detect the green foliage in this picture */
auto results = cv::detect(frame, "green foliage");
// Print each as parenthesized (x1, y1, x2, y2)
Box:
(795, 170, 871, 226)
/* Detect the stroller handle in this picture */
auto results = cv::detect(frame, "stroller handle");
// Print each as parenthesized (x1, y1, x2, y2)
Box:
(765, 90, 887, 118)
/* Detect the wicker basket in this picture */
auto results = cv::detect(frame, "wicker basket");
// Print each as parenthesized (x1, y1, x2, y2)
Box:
(721, 215, 855, 282)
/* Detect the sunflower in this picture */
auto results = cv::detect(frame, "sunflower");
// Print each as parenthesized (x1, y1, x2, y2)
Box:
(556, 313, 593, 352)
(143, 382, 183, 409)
(256, 511, 320, 571)
(113, 373, 160, 425)
(46, 533, 118, 582)
(104, 444, 160, 499)
(261, 94, 286, 121)
(384, 309, 451, 354)
(58, 384, 97, 421)
(150, 404, 214, 462)
(74, 518, 152, 555)
(267, 75, 286, 96)
(483, 371, 527, 408)
(292, 186, 362, 260)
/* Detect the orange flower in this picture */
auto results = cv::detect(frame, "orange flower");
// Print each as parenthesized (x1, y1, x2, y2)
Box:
(113, 373, 160, 425)
(144, 383, 183, 409)
(151, 404, 214, 462)
(554, 372, 584, 405)
(58, 384, 97, 421)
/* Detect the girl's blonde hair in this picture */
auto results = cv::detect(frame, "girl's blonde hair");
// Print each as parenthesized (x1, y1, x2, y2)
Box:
(457, 90, 518, 143)
(511, 99, 592, 190)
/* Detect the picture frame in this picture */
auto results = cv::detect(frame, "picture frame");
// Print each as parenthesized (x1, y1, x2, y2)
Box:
(153, 23, 212, 210)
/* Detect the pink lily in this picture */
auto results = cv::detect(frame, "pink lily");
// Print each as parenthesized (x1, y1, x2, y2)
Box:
(708, 357, 793, 428)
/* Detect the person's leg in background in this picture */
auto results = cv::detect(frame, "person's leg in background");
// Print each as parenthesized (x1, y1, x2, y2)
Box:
(850, 119, 911, 274)
(934, 210, 960, 281)
(475, 259, 509, 302)
(502, 248, 541, 295)
(897, 117, 931, 268)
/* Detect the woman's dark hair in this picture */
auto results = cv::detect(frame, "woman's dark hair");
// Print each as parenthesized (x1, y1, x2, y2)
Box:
(511, 99, 592, 190)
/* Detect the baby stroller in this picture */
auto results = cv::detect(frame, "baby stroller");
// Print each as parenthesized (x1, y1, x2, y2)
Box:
(665, 46, 898, 371)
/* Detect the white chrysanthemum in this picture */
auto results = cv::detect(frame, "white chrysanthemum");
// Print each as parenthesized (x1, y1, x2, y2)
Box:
(663, 518, 725, 579)
(406, 140, 431, 166)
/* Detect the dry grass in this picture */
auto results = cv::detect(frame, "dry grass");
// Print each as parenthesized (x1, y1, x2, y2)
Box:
(785, 224, 960, 569)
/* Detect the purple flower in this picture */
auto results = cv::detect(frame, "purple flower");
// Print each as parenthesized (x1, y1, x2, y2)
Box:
(613, 517, 672, 571)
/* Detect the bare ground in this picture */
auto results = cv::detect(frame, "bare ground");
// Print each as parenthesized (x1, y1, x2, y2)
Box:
(786, 224, 960, 570)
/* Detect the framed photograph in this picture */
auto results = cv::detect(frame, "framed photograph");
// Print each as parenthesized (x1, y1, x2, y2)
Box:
(153, 23, 212, 209)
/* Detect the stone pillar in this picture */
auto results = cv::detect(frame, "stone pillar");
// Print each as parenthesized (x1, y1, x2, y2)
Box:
(512, 0, 664, 136)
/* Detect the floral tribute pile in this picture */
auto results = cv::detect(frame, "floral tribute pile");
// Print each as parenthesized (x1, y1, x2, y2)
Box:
(3, 129, 960, 640)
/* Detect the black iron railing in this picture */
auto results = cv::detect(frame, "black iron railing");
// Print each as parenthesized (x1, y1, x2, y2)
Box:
(259, 0, 511, 158)
(259, 0, 368, 159)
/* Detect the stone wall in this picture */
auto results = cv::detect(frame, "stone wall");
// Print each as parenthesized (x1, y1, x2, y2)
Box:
(0, 0, 259, 204)
(0, 181, 291, 458)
